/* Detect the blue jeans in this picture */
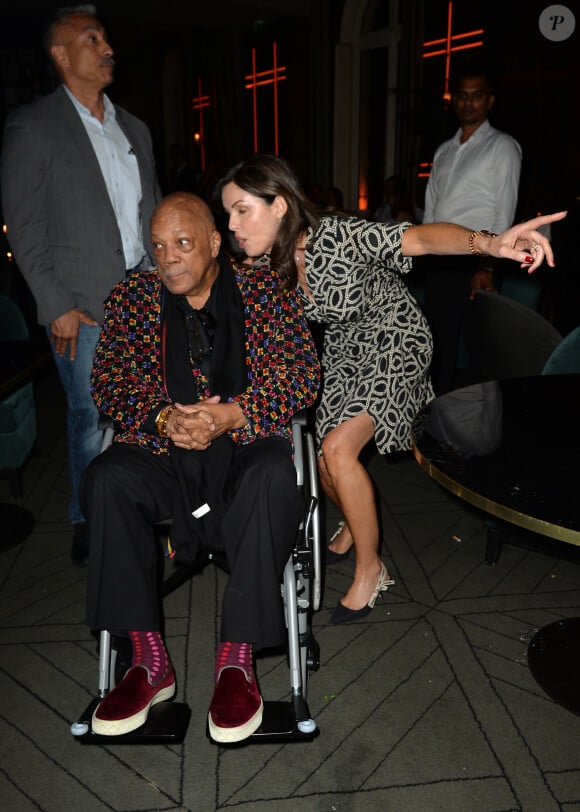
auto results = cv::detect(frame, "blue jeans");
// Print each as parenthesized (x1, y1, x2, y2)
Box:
(49, 323, 102, 525)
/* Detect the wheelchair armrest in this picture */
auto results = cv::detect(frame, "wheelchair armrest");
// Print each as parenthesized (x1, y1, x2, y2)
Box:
(291, 413, 307, 487)
(98, 415, 114, 431)
(98, 415, 115, 453)
(292, 409, 307, 427)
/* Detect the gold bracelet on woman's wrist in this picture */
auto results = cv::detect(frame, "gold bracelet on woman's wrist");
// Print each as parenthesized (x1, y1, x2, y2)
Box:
(468, 229, 497, 256)
(155, 404, 175, 438)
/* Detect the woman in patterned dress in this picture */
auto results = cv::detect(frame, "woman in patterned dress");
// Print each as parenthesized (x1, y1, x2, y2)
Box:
(218, 154, 564, 625)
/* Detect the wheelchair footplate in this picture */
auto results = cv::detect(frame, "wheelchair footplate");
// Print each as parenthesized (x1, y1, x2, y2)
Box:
(207, 698, 319, 746)
(71, 697, 191, 745)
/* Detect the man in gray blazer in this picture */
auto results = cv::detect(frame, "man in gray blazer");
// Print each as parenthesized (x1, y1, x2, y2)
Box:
(1, 5, 161, 564)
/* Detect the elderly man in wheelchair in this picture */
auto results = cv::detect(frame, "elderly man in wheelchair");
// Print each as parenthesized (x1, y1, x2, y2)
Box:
(79, 192, 320, 744)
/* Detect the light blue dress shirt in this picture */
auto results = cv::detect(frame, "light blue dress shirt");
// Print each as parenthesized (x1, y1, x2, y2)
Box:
(65, 87, 145, 269)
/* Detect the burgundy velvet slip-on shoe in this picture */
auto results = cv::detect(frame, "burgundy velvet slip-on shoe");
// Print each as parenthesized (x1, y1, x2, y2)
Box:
(208, 663, 263, 743)
(91, 664, 176, 736)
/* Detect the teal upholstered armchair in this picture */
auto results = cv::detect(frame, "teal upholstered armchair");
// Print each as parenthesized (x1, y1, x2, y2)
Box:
(542, 325, 580, 375)
(0, 295, 37, 499)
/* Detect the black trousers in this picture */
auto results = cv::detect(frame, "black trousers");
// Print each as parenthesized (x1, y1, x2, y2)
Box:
(423, 255, 476, 396)
(81, 437, 302, 651)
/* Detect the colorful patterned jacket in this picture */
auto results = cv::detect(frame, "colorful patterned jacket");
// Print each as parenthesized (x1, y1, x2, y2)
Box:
(91, 258, 320, 453)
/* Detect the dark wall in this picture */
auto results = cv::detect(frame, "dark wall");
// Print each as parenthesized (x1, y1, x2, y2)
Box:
(416, 0, 578, 217)
(0, 3, 337, 197)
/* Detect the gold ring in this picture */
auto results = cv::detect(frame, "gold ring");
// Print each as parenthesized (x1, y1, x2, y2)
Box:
(532, 241, 541, 251)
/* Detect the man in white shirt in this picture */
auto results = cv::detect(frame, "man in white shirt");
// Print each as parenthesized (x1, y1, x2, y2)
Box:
(423, 65, 522, 394)
(1, 5, 161, 564)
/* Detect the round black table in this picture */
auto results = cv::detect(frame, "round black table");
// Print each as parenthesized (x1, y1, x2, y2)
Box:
(527, 619, 580, 717)
(412, 374, 580, 715)
(412, 374, 580, 544)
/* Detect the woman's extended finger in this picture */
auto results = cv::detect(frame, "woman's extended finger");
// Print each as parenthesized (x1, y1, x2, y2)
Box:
(518, 210, 567, 232)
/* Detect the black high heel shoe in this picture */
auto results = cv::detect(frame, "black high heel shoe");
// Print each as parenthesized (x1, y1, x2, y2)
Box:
(325, 521, 353, 565)
(330, 563, 395, 625)
(326, 546, 351, 565)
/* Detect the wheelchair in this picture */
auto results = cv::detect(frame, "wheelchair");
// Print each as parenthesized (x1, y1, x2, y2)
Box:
(71, 412, 322, 745)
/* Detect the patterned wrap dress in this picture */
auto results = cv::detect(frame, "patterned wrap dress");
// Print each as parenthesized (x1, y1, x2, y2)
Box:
(299, 215, 434, 454)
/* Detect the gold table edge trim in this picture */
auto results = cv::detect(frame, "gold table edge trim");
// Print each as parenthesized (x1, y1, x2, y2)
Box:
(412, 443, 580, 547)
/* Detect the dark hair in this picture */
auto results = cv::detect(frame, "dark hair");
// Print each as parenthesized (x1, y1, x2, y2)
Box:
(43, 5, 97, 57)
(215, 154, 320, 289)
(451, 57, 496, 95)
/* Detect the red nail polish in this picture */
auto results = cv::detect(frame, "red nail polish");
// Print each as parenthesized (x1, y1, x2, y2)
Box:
(525, 256, 533, 263)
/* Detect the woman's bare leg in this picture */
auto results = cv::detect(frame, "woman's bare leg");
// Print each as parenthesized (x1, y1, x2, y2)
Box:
(319, 413, 391, 611)
(318, 454, 354, 554)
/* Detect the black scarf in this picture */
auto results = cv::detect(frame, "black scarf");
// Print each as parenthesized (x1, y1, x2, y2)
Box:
(165, 255, 247, 564)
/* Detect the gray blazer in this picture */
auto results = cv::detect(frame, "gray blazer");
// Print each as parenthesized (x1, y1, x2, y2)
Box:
(0, 85, 161, 325)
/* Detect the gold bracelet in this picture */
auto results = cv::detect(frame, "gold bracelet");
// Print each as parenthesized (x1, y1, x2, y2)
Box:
(155, 404, 175, 438)
(468, 229, 497, 256)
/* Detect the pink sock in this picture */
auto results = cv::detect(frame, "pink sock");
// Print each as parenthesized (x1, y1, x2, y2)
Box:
(214, 642, 253, 681)
(129, 630, 170, 684)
